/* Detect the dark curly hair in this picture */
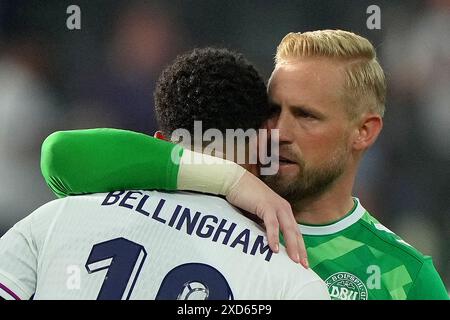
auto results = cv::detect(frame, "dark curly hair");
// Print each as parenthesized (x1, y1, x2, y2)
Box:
(154, 47, 270, 137)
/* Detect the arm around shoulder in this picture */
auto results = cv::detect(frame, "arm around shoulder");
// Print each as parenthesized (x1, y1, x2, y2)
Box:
(41, 128, 182, 197)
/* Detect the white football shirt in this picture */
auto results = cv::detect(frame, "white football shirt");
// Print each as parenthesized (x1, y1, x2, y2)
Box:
(0, 190, 329, 300)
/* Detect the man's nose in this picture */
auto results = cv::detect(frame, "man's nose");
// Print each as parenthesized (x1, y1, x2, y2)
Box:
(268, 111, 294, 144)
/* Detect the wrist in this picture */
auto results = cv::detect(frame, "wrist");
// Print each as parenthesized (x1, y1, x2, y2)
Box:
(177, 149, 246, 195)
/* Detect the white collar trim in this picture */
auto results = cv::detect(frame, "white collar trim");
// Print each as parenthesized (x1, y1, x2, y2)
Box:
(298, 198, 366, 236)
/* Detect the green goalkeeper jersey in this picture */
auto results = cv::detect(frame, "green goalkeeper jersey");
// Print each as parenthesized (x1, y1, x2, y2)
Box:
(40, 128, 449, 300)
(284, 199, 448, 300)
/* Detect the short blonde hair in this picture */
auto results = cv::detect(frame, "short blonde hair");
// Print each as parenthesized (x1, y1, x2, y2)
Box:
(275, 30, 386, 118)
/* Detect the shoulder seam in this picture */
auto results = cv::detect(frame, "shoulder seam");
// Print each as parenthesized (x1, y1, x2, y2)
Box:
(358, 219, 425, 299)
(404, 258, 427, 299)
(358, 219, 425, 264)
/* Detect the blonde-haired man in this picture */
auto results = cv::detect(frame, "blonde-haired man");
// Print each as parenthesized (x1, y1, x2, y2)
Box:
(264, 30, 386, 215)
(38, 30, 448, 299)
(261, 30, 447, 299)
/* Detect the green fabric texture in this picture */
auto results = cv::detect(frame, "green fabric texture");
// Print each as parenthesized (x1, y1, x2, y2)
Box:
(41, 128, 182, 197)
(281, 211, 449, 300)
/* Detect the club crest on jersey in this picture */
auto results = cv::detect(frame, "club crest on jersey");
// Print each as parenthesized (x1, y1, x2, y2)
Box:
(325, 272, 368, 300)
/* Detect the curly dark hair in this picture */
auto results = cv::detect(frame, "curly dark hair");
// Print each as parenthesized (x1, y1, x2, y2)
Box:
(154, 47, 270, 136)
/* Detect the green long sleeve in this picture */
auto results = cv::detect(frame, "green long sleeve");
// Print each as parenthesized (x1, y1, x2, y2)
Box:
(41, 128, 183, 198)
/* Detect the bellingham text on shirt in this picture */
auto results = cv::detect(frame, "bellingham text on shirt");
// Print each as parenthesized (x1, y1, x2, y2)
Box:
(101, 191, 274, 261)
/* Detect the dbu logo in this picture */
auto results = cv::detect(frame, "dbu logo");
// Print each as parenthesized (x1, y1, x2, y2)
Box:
(329, 286, 359, 300)
(325, 272, 368, 300)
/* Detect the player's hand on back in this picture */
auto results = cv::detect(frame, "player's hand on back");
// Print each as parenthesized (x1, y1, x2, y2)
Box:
(226, 171, 308, 268)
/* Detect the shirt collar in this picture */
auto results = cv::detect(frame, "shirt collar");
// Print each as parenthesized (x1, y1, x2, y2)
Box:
(298, 197, 366, 236)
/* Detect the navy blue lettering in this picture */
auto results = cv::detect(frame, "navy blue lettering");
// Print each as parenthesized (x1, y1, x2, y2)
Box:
(168, 205, 182, 227)
(251, 235, 273, 262)
(196, 215, 219, 238)
(119, 191, 142, 209)
(212, 219, 236, 245)
(135, 195, 151, 216)
(102, 191, 125, 206)
(175, 208, 201, 235)
(230, 229, 250, 253)
(100, 191, 271, 262)
(152, 199, 167, 224)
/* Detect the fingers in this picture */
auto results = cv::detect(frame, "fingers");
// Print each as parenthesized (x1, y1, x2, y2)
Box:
(277, 209, 309, 268)
(263, 211, 280, 254)
(281, 223, 301, 264)
(225, 171, 309, 267)
(297, 233, 309, 269)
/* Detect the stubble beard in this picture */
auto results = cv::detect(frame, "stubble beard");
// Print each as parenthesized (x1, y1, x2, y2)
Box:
(262, 143, 349, 211)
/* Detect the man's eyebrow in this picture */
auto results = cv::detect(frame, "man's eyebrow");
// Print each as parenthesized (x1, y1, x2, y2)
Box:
(290, 104, 325, 118)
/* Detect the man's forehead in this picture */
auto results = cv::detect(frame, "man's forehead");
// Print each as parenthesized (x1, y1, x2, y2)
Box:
(272, 58, 344, 82)
(269, 59, 345, 103)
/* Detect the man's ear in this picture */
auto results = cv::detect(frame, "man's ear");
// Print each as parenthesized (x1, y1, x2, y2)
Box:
(352, 114, 383, 151)
(154, 131, 168, 141)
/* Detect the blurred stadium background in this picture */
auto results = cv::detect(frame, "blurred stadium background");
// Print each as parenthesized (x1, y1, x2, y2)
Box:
(0, 0, 448, 290)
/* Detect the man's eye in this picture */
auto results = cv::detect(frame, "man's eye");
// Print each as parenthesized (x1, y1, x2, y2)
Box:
(295, 110, 315, 119)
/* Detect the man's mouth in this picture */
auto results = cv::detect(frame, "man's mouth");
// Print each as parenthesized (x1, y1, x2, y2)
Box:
(279, 155, 296, 165)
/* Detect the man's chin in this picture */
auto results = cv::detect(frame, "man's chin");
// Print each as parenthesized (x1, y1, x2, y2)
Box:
(262, 172, 298, 194)
(278, 162, 300, 175)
